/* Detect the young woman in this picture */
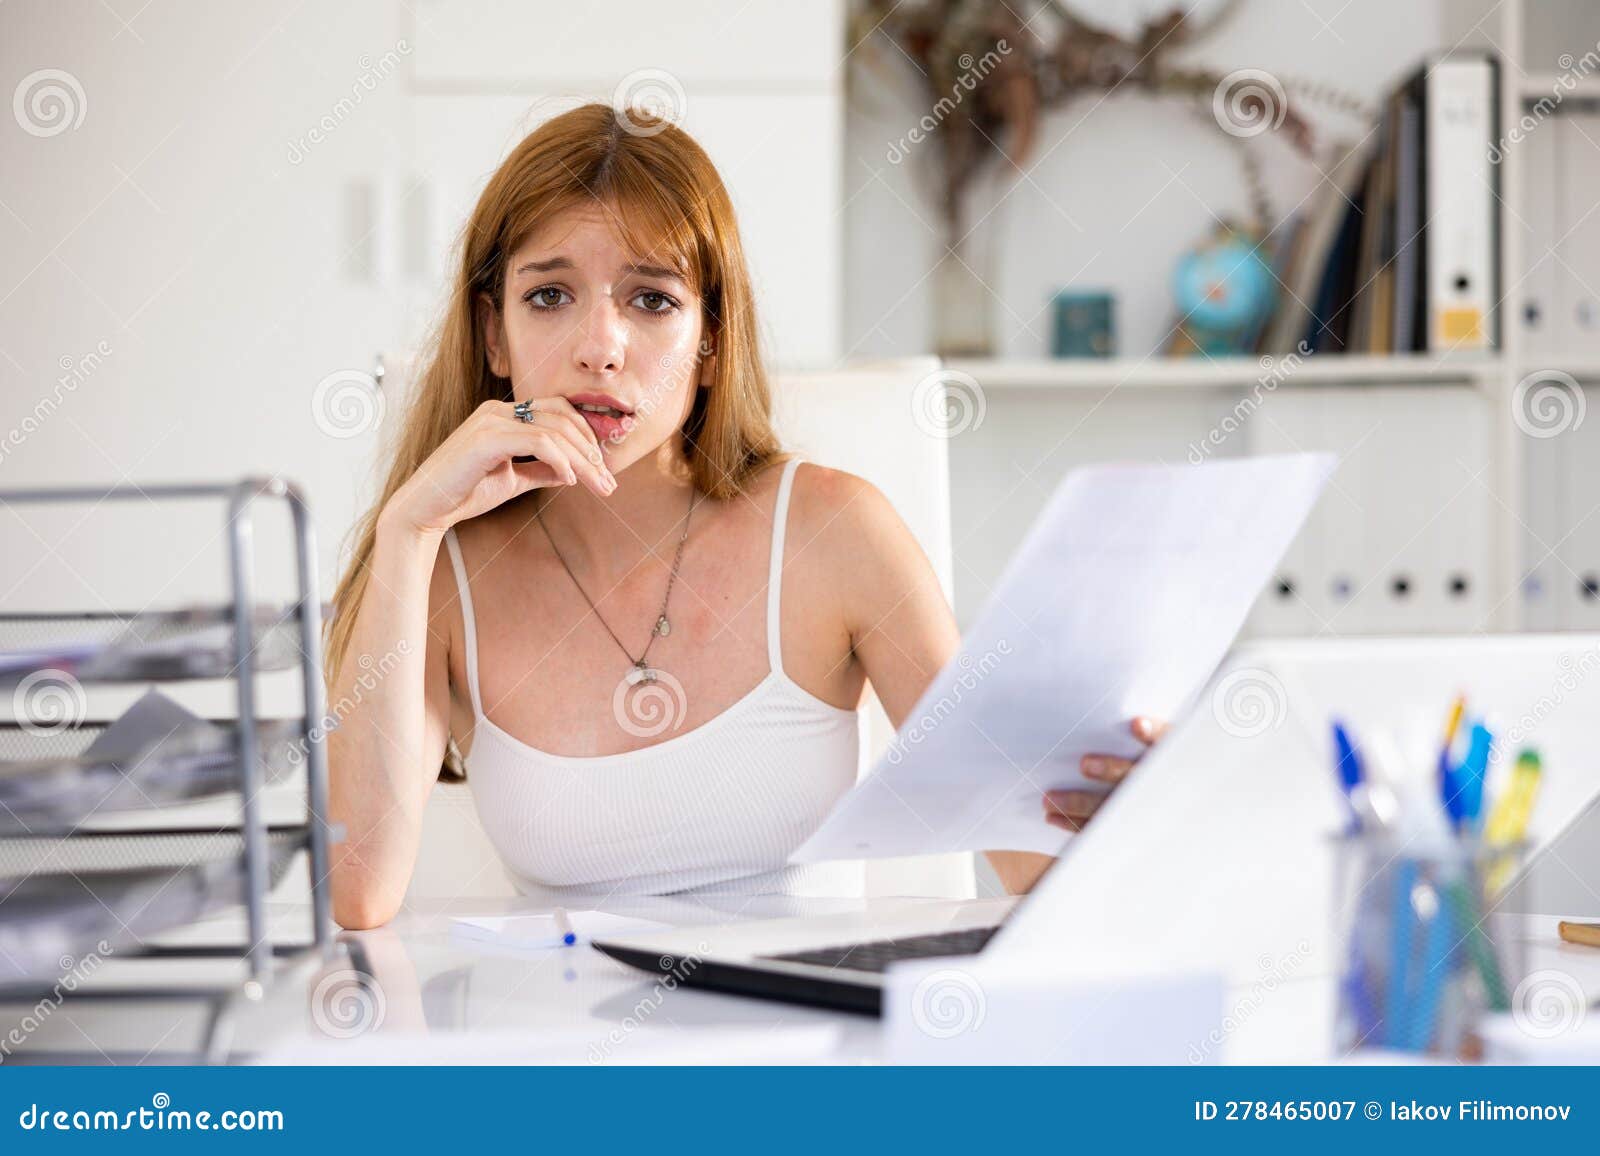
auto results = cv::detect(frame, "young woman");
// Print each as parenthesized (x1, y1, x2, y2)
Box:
(324, 102, 1162, 929)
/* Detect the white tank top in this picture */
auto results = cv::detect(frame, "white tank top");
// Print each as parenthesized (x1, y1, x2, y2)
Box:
(442, 456, 861, 897)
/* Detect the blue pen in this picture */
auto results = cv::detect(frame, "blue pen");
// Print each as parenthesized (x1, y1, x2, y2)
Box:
(1454, 723, 1492, 832)
(552, 906, 577, 946)
(1333, 720, 1364, 790)
(1331, 720, 1366, 831)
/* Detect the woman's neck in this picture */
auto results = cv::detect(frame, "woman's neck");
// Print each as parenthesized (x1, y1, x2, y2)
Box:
(530, 440, 699, 577)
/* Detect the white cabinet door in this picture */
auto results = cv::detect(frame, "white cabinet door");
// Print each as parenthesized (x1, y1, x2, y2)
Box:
(0, 0, 415, 607)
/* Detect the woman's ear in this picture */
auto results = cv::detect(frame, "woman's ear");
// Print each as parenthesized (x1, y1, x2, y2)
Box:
(476, 292, 511, 379)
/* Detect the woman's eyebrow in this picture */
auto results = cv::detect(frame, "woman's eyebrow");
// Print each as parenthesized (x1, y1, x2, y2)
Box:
(622, 261, 687, 282)
(513, 256, 573, 277)
(510, 256, 686, 282)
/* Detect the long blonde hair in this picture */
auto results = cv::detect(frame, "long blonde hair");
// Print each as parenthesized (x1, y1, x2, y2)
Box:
(325, 101, 785, 781)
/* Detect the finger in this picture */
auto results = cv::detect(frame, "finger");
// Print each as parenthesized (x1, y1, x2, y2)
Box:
(544, 397, 612, 460)
(1043, 789, 1105, 820)
(500, 420, 612, 496)
(1131, 716, 1168, 745)
(1080, 754, 1136, 784)
(500, 402, 614, 489)
(508, 458, 566, 494)
(489, 426, 578, 487)
(519, 398, 609, 467)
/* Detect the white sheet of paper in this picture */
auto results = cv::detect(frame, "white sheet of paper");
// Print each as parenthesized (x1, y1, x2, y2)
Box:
(789, 453, 1335, 862)
(450, 910, 671, 951)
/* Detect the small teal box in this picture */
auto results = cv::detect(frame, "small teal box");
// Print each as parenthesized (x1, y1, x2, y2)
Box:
(1051, 290, 1115, 358)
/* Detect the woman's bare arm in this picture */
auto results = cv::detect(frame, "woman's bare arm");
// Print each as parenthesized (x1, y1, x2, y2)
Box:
(325, 514, 455, 929)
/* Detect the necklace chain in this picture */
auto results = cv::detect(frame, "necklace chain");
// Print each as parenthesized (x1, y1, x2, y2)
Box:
(535, 486, 699, 680)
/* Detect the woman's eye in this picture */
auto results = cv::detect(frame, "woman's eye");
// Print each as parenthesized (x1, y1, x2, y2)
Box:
(635, 290, 678, 314)
(525, 286, 569, 309)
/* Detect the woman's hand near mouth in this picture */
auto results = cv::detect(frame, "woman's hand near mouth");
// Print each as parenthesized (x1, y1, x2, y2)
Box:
(381, 396, 617, 539)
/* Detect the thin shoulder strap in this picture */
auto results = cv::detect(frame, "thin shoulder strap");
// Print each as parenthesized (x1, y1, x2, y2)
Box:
(442, 527, 484, 718)
(767, 456, 804, 675)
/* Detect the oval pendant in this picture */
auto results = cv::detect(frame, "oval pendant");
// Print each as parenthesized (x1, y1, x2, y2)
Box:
(655, 614, 670, 637)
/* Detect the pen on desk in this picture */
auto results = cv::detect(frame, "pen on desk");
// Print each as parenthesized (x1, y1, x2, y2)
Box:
(552, 906, 576, 946)
(1558, 921, 1600, 948)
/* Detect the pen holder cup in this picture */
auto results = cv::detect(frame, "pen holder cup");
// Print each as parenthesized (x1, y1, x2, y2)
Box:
(1331, 833, 1528, 1060)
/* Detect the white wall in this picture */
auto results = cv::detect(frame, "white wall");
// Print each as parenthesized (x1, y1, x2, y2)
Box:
(0, 0, 844, 616)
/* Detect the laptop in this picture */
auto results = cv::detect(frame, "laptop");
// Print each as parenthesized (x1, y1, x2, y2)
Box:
(593, 633, 1600, 1015)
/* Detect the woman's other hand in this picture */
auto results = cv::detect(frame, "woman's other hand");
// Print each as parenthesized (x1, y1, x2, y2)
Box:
(1041, 715, 1168, 834)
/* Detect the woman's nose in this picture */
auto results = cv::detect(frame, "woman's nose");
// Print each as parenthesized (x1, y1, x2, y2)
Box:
(574, 303, 625, 373)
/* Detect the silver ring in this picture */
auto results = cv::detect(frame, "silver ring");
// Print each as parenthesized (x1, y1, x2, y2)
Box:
(513, 400, 537, 424)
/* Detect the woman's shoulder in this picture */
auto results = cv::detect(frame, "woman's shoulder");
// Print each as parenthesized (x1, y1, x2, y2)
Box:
(779, 457, 912, 563)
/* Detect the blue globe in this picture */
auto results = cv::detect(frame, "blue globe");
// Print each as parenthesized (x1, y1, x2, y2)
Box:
(1172, 232, 1274, 335)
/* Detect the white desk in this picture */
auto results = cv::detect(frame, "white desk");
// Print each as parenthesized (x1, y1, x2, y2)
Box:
(12, 894, 1600, 1064)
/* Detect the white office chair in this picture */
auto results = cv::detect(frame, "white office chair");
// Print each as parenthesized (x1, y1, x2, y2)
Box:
(403, 357, 975, 902)
(771, 357, 976, 900)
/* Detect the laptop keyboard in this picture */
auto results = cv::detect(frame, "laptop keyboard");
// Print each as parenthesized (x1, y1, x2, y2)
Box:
(761, 925, 1000, 974)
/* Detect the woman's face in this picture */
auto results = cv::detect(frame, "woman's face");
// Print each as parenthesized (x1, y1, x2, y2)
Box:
(482, 201, 712, 473)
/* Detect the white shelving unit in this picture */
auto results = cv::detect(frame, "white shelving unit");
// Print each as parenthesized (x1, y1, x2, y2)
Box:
(934, 1, 1600, 639)
(946, 354, 1503, 391)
